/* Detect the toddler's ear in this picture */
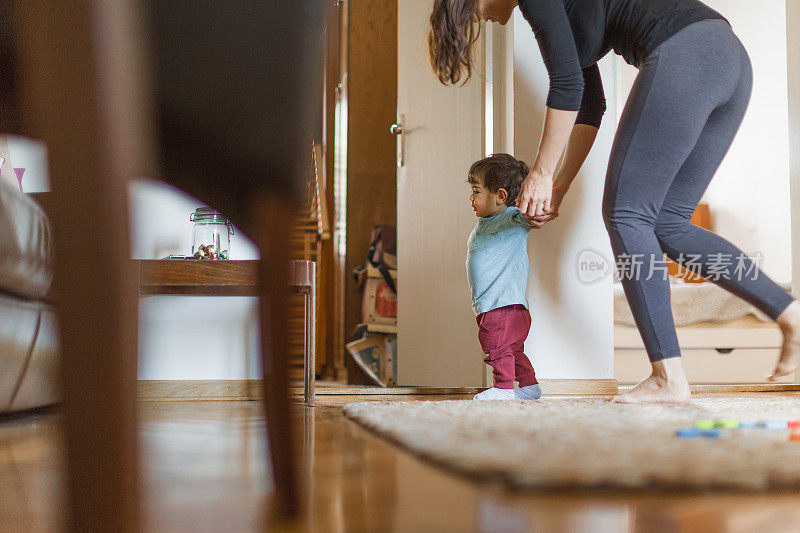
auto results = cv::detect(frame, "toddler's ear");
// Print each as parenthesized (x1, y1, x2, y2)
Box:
(496, 187, 508, 204)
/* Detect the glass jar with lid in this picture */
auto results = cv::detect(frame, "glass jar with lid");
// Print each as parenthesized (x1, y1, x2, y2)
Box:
(190, 207, 233, 260)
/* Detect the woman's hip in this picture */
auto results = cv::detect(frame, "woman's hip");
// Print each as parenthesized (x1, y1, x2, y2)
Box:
(640, 18, 749, 106)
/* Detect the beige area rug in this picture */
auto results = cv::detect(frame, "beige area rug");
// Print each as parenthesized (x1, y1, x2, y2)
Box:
(344, 397, 800, 491)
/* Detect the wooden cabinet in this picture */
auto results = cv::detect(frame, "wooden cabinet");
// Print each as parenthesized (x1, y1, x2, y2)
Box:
(614, 317, 788, 384)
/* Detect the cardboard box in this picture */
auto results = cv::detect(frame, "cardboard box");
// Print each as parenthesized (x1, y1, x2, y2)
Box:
(345, 329, 397, 387)
(362, 265, 397, 333)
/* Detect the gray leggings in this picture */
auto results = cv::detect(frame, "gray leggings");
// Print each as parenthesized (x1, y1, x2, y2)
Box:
(603, 18, 796, 362)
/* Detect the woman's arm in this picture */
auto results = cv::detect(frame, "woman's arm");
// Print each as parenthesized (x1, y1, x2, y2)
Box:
(515, 0, 585, 218)
(517, 107, 577, 217)
(519, 63, 606, 220)
(553, 123, 599, 199)
(553, 63, 604, 198)
(521, 122, 598, 228)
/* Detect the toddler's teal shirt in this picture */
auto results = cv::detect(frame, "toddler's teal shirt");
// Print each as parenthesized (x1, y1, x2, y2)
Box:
(466, 206, 534, 316)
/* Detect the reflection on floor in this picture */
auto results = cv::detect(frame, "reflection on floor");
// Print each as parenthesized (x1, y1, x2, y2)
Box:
(3, 393, 800, 531)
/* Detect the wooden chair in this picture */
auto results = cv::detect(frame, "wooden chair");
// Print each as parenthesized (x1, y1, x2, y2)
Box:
(6, 1, 328, 529)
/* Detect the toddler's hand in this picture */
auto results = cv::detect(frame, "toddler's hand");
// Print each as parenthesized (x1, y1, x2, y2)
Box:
(524, 209, 558, 229)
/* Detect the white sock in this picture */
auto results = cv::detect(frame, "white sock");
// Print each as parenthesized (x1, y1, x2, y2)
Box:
(514, 384, 542, 400)
(473, 387, 515, 401)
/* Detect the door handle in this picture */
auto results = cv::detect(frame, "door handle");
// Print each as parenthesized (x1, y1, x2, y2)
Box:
(390, 113, 406, 168)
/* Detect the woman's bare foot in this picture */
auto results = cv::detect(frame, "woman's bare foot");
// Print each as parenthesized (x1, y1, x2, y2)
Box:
(611, 357, 691, 404)
(769, 300, 800, 381)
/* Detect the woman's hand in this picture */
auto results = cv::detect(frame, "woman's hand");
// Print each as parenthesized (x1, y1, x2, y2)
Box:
(517, 168, 554, 218)
(523, 185, 564, 228)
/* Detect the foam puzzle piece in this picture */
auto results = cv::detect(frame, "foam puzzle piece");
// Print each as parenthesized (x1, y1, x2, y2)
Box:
(676, 428, 702, 438)
(761, 421, 789, 430)
(700, 429, 722, 439)
(694, 420, 715, 430)
(714, 419, 740, 429)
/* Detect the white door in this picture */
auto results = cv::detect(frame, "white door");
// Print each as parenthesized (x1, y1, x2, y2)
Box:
(396, 0, 485, 386)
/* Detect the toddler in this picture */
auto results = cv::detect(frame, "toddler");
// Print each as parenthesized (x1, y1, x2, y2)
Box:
(466, 153, 541, 401)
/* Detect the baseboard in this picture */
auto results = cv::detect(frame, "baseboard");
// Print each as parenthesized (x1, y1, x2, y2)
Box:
(626, 382, 800, 393)
(289, 379, 617, 396)
(537, 379, 618, 396)
(138, 380, 264, 401)
(138, 379, 800, 400)
(138, 379, 619, 400)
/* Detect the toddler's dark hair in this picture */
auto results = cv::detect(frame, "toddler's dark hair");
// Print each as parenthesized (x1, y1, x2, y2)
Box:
(467, 153, 530, 207)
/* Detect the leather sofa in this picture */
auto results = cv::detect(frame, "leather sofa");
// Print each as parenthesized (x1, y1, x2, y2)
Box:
(0, 177, 58, 413)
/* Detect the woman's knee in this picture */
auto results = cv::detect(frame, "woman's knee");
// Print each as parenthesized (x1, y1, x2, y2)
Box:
(653, 212, 691, 245)
(602, 205, 656, 236)
(601, 203, 623, 233)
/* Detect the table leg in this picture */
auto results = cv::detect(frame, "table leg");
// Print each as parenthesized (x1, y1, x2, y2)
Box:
(304, 263, 316, 407)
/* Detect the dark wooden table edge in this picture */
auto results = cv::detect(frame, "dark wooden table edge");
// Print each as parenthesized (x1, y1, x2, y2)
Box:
(136, 259, 259, 296)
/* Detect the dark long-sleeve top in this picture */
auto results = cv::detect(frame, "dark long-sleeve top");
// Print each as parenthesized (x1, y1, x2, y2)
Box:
(517, 0, 727, 128)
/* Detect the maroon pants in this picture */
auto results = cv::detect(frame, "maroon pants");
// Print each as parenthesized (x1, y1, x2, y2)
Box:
(475, 304, 537, 389)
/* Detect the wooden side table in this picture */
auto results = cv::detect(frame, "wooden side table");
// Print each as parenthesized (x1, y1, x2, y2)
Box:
(136, 259, 315, 406)
(137, 259, 259, 296)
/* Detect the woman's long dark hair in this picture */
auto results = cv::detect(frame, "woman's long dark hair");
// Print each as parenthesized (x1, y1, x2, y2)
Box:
(427, 0, 481, 86)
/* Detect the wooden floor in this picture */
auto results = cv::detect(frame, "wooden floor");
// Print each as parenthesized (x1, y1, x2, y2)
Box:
(4, 393, 800, 532)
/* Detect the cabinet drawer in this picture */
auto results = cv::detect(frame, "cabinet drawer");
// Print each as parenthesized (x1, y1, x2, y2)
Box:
(615, 325, 781, 349)
(615, 348, 790, 384)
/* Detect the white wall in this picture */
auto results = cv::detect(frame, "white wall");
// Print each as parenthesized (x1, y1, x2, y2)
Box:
(788, 0, 800, 300)
(129, 179, 262, 380)
(137, 295, 260, 380)
(1, 135, 50, 193)
(613, 0, 792, 284)
(128, 178, 259, 260)
(512, 13, 615, 379)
